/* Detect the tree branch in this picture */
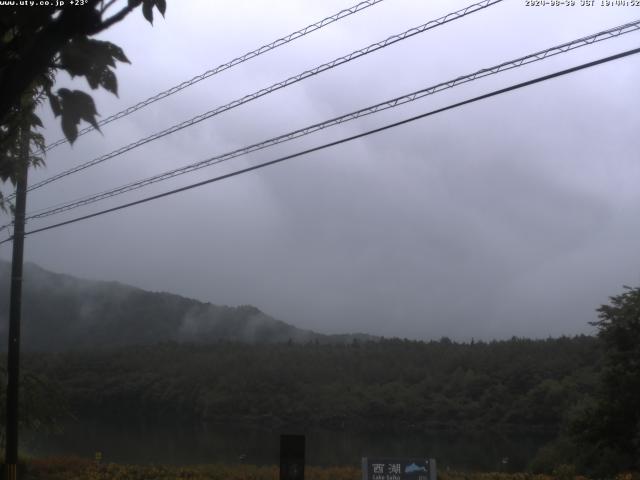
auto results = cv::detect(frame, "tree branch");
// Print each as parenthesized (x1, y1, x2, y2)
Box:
(98, 3, 138, 31)
(101, 0, 119, 14)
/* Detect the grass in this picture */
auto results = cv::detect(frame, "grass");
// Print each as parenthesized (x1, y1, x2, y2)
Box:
(17, 457, 640, 480)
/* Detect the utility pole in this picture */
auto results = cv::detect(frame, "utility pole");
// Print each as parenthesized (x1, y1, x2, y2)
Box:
(4, 125, 29, 480)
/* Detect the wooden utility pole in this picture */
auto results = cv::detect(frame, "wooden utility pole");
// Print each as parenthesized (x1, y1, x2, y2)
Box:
(4, 126, 29, 480)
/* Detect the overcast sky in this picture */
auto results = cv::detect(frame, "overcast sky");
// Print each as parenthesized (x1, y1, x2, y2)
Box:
(2, 0, 639, 340)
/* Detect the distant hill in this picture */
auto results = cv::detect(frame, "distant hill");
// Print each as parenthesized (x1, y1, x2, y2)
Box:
(0, 260, 374, 351)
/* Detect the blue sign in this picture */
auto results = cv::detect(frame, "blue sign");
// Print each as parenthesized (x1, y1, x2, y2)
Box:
(362, 458, 436, 480)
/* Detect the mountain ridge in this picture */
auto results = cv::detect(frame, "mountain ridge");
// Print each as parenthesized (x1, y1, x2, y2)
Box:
(0, 260, 375, 351)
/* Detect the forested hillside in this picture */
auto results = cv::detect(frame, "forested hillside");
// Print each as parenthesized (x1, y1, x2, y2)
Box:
(23, 336, 601, 433)
(0, 261, 371, 350)
(0, 261, 615, 472)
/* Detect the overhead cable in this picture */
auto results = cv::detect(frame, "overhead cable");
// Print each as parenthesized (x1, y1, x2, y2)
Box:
(3, 45, 638, 244)
(43, 0, 388, 152)
(20, 18, 640, 222)
(22, 0, 503, 197)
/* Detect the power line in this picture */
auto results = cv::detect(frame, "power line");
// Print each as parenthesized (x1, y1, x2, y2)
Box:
(43, 0, 388, 152)
(20, 18, 640, 223)
(21, 0, 503, 197)
(4, 45, 638, 245)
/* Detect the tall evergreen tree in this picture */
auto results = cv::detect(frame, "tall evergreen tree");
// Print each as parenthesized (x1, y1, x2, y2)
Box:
(573, 286, 640, 473)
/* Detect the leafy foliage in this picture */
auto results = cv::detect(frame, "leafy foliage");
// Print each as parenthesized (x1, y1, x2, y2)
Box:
(59, 37, 130, 93)
(0, 366, 70, 448)
(571, 286, 640, 474)
(0, 0, 167, 205)
(0, 77, 50, 211)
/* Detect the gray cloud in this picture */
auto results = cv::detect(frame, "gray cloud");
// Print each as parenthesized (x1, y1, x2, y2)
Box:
(3, 0, 640, 341)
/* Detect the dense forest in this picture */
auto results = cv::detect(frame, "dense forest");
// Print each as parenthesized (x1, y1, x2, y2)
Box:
(20, 336, 600, 433)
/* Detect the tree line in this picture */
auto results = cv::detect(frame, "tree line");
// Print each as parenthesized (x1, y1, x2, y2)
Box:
(20, 335, 600, 433)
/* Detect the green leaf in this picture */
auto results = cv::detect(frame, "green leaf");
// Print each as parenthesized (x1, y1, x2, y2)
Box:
(48, 93, 61, 117)
(29, 155, 44, 169)
(155, 0, 166, 17)
(100, 69, 118, 96)
(29, 112, 43, 129)
(31, 132, 46, 154)
(59, 38, 128, 92)
(84, 69, 101, 89)
(73, 92, 99, 130)
(59, 38, 96, 78)
(108, 43, 130, 64)
(142, 0, 154, 24)
(57, 88, 101, 143)
(61, 113, 78, 144)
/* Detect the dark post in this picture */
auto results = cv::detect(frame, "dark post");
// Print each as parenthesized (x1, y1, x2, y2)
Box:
(279, 434, 305, 480)
(4, 127, 29, 480)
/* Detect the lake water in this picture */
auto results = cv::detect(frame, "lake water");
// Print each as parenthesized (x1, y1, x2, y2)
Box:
(24, 420, 551, 471)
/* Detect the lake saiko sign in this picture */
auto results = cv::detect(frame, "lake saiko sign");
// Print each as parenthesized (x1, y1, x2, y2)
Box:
(362, 458, 437, 480)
